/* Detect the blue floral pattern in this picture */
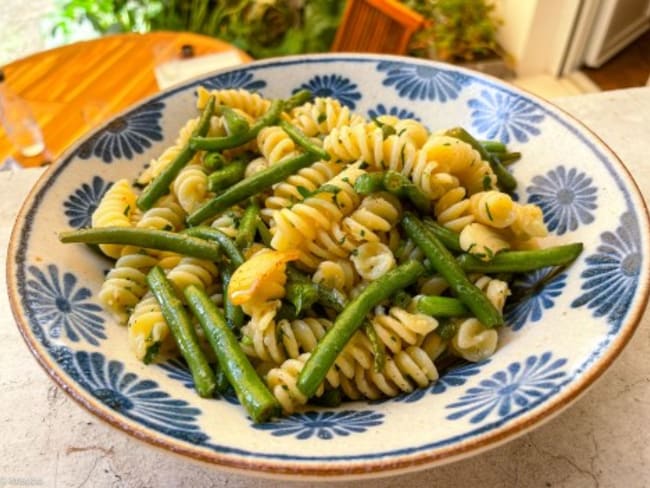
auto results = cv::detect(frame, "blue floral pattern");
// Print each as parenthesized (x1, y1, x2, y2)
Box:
(253, 410, 383, 440)
(527, 166, 597, 234)
(158, 358, 240, 405)
(60, 350, 207, 444)
(446, 352, 568, 423)
(25, 264, 105, 346)
(202, 69, 266, 92)
(505, 270, 568, 331)
(77, 101, 164, 163)
(377, 61, 470, 102)
(63, 176, 111, 228)
(367, 103, 421, 121)
(572, 211, 641, 332)
(295, 74, 361, 109)
(396, 361, 487, 403)
(468, 89, 544, 143)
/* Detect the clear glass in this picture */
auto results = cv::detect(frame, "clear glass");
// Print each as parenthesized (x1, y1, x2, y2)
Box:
(0, 86, 45, 158)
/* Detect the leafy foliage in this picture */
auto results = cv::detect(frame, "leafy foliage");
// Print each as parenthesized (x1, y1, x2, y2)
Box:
(51, 0, 344, 59)
(402, 0, 502, 61)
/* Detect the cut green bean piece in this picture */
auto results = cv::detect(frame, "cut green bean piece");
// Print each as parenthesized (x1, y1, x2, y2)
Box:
(222, 263, 245, 331)
(182, 226, 244, 267)
(255, 218, 273, 247)
(417, 295, 469, 317)
(445, 127, 517, 192)
(279, 120, 330, 160)
(187, 152, 317, 225)
(147, 267, 216, 398)
(137, 96, 215, 210)
(457, 243, 583, 273)
(203, 152, 227, 171)
(190, 99, 283, 151)
(185, 285, 281, 422)
(207, 160, 247, 192)
(480, 140, 507, 153)
(401, 213, 502, 328)
(354, 172, 385, 195)
(235, 202, 260, 250)
(422, 218, 462, 252)
(220, 105, 250, 136)
(59, 227, 221, 261)
(499, 151, 522, 165)
(283, 89, 313, 111)
(297, 260, 425, 398)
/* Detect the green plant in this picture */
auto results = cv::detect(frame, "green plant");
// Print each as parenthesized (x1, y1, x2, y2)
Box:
(50, 0, 344, 59)
(403, 0, 502, 62)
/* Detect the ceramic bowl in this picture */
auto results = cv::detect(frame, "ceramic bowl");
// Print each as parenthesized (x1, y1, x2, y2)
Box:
(7, 54, 649, 479)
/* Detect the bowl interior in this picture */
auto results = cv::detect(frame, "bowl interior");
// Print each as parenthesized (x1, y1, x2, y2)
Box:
(7, 54, 649, 478)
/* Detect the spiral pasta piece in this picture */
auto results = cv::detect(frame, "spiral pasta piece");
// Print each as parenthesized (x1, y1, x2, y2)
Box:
(455, 158, 498, 195)
(131, 194, 186, 232)
(128, 293, 173, 362)
(196, 85, 270, 118)
(289, 96, 364, 137)
(340, 346, 438, 400)
(240, 313, 286, 364)
(351, 242, 396, 281)
(99, 253, 159, 325)
(459, 222, 510, 260)
(270, 163, 366, 251)
(342, 193, 402, 243)
(266, 353, 325, 414)
(370, 307, 438, 354)
(136, 117, 200, 186)
(91, 179, 138, 258)
(172, 163, 209, 214)
(470, 274, 510, 313)
(375, 115, 430, 148)
(469, 191, 516, 229)
(450, 318, 498, 362)
(435, 186, 474, 233)
(257, 125, 299, 165)
(312, 259, 359, 294)
(263, 160, 344, 218)
(510, 203, 549, 241)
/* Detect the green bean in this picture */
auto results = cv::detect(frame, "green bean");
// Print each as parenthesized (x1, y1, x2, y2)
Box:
(309, 388, 342, 407)
(182, 226, 244, 267)
(436, 319, 459, 340)
(480, 140, 507, 153)
(214, 364, 232, 395)
(137, 96, 215, 210)
(222, 263, 245, 331)
(255, 218, 273, 247)
(445, 127, 517, 192)
(59, 227, 221, 261)
(279, 120, 330, 160)
(416, 295, 469, 317)
(187, 152, 318, 225)
(457, 243, 583, 273)
(354, 172, 385, 195)
(184, 285, 281, 422)
(499, 151, 522, 166)
(354, 170, 431, 213)
(286, 281, 319, 315)
(220, 105, 250, 136)
(297, 260, 425, 398)
(147, 267, 216, 398)
(401, 213, 502, 328)
(207, 160, 247, 192)
(203, 152, 227, 171)
(383, 170, 431, 213)
(189, 99, 283, 151)
(235, 202, 260, 250)
(422, 218, 462, 253)
(363, 321, 386, 372)
(283, 89, 313, 111)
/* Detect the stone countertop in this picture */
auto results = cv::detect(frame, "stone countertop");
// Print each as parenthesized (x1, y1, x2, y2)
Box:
(1, 87, 649, 488)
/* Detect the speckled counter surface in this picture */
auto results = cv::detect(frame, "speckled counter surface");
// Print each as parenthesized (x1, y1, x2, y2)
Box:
(2, 87, 649, 488)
